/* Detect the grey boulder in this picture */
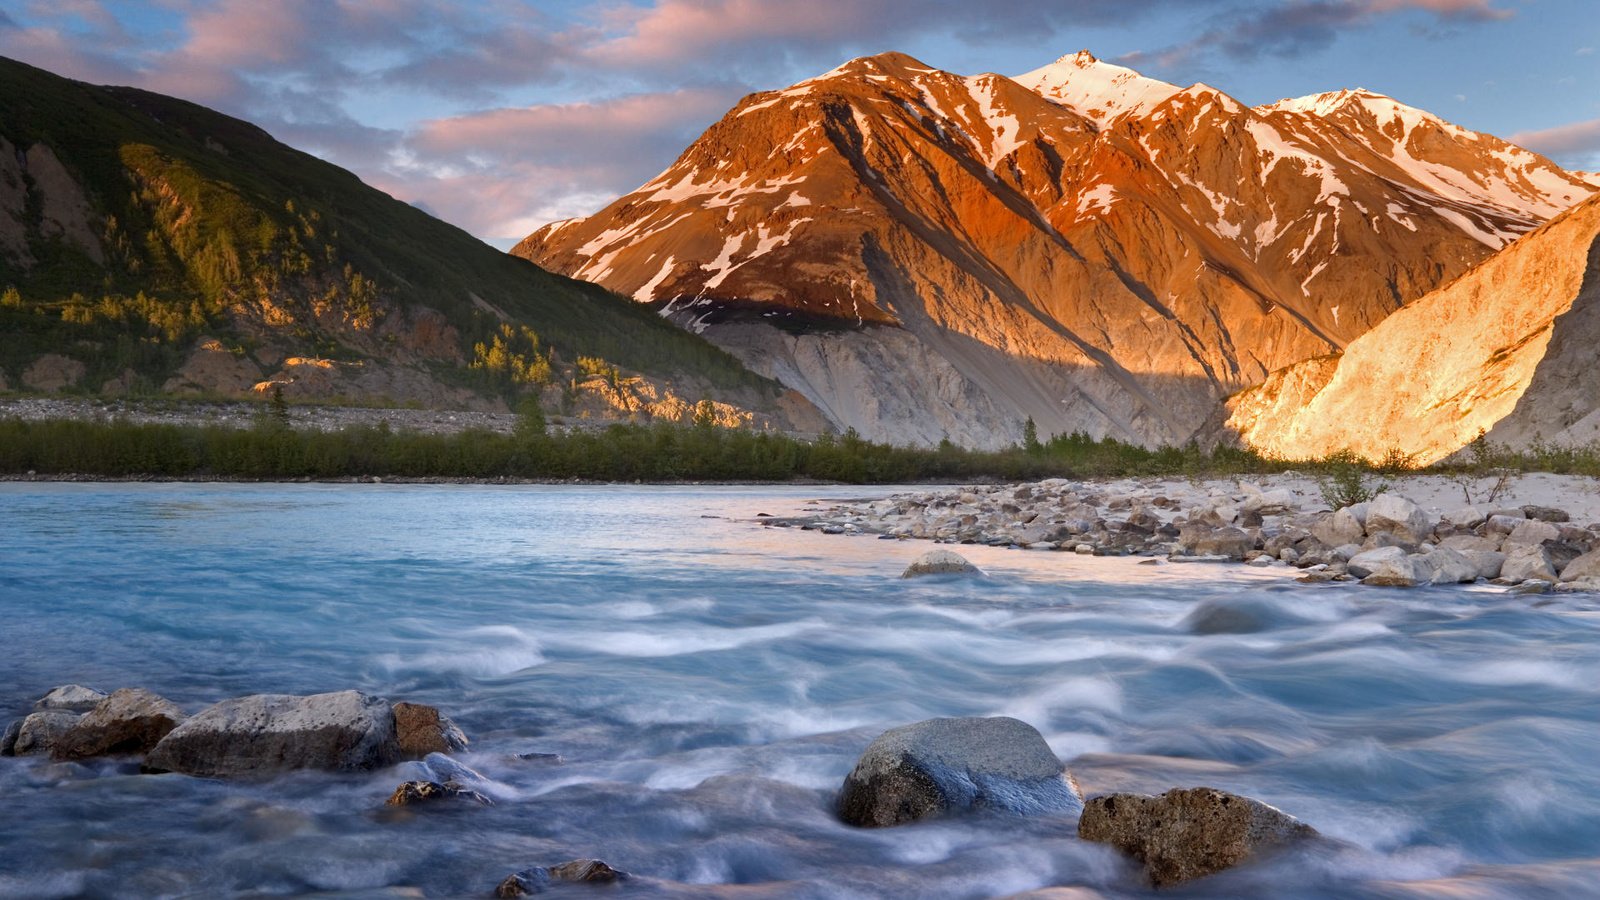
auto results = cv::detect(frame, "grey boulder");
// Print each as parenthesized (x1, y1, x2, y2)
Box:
(9, 711, 82, 756)
(901, 549, 982, 578)
(144, 690, 399, 777)
(836, 716, 1082, 828)
(34, 684, 108, 713)
(1363, 494, 1433, 543)
(1501, 545, 1558, 584)
(1078, 787, 1319, 887)
(1560, 549, 1600, 582)
(1347, 546, 1428, 586)
(1424, 548, 1480, 585)
(51, 688, 186, 761)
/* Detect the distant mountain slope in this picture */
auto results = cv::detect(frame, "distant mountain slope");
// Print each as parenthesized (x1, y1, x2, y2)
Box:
(1226, 192, 1600, 465)
(515, 50, 1595, 448)
(0, 56, 811, 429)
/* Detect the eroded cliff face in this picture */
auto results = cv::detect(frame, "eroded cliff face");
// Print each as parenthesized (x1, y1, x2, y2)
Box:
(515, 50, 1595, 448)
(1226, 194, 1600, 464)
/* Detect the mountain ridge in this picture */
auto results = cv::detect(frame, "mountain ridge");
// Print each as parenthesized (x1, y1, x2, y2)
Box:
(515, 49, 1595, 448)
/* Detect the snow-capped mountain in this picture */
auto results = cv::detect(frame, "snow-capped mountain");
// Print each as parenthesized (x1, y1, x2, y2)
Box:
(514, 50, 1596, 448)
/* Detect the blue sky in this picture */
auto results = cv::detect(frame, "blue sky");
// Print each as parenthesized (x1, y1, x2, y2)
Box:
(3, 1, 1596, 247)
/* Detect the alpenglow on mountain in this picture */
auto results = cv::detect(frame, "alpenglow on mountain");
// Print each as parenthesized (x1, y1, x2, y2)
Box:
(515, 50, 1599, 449)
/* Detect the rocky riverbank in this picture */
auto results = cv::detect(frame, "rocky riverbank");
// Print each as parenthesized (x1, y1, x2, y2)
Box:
(783, 473, 1600, 593)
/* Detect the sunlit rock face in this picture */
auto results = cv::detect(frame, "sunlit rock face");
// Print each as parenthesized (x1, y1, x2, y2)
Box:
(514, 50, 1596, 449)
(1226, 193, 1600, 464)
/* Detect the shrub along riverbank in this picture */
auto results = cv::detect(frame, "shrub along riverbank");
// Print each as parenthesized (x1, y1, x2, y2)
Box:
(3, 412, 1597, 485)
(0, 415, 1279, 483)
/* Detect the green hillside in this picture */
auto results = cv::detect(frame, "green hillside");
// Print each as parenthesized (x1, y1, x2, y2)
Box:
(0, 56, 774, 408)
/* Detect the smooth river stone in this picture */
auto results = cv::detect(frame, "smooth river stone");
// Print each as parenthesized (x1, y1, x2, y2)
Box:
(837, 716, 1082, 827)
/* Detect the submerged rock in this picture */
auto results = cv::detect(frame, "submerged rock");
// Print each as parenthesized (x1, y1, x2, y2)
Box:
(393, 701, 469, 757)
(385, 779, 492, 807)
(495, 859, 627, 897)
(836, 716, 1082, 828)
(144, 690, 399, 777)
(51, 688, 186, 761)
(901, 549, 982, 578)
(1077, 787, 1318, 887)
(34, 684, 108, 713)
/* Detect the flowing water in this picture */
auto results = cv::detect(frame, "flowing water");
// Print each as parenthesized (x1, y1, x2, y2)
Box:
(1, 483, 1598, 899)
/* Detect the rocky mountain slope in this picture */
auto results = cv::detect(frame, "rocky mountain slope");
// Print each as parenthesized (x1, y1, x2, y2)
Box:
(515, 50, 1597, 448)
(1226, 192, 1600, 465)
(0, 57, 819, 431)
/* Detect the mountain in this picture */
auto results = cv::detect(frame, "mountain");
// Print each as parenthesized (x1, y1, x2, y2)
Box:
(514, 50, 1596, 448)
(0, 57, 819, 431)
(1225, 192, 1600, 465)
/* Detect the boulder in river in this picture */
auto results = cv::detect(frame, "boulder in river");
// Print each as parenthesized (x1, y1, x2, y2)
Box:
(51, 688, 186, 761)
(836, 716, 1082, 828)
(34, 684, 108, 713)
(495, 859, 627, 897)
(901, 549, 982, 578)
(9, 710, 82, 756)
(144, 690, 399, 777)
(393, 701, 468, 757)
(1077, 787, 1318, 887)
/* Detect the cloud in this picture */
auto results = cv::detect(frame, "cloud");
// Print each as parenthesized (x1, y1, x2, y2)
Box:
(0, 0, 1540, 245)
(389, 86, 746, 240)
(579, 0, 1216, 77)
(1511, 118, 1600, 169)
(1122, 0, 1512, 69)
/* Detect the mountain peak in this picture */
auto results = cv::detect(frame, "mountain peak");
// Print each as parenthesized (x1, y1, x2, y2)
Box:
(811, 50, 939, 83)
(1264, 87, 1413, 120)
(1014, 49, 1179, 126)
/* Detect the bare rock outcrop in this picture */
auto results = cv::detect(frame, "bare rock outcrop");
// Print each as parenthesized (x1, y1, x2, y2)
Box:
(1228, 193, 1600, 463)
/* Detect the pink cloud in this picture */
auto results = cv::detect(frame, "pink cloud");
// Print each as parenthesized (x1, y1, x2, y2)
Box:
(1512, 118, 1600, 161)
(396, 86, 744, 239)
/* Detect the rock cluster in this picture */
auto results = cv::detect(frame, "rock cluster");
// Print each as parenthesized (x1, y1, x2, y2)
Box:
(834, 716, 1320, 887)
(2, 685, 466, 775)
(795, 479, 1600, 593)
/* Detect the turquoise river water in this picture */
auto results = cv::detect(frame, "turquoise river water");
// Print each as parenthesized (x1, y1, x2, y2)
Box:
(1, 483, 1598, 898)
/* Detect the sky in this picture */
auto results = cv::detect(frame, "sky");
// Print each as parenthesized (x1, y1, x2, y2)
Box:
(2, 0, 1597, 249)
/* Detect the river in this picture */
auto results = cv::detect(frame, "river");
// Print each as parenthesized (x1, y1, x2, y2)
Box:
(1, 483, 1597, 898)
